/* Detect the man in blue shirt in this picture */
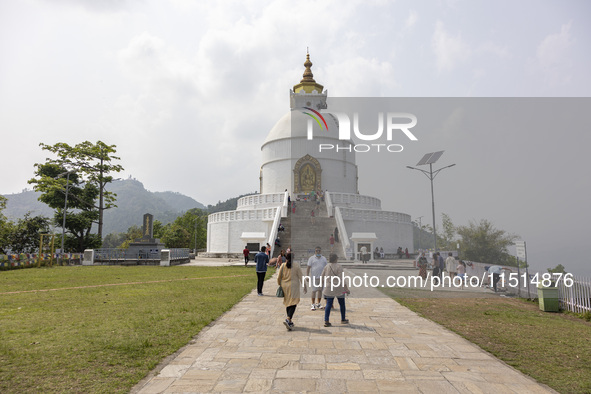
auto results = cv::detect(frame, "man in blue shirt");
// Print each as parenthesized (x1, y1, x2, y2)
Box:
(255, 246, 270, 296)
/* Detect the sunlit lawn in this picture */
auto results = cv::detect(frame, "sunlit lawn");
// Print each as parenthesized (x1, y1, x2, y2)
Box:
(0, 265, 271, 393)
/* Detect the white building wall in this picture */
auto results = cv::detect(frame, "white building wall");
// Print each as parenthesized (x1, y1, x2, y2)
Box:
(340, 208, 413, 254)
(261, 134, 357, 195)
(260, 160, 293, 195)
(343, 220, 414, 254)
(207, 220, 272, 253)
(207, 208, 279, 253)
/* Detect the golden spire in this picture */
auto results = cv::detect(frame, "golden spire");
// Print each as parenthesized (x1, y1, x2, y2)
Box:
(293, 51, 324, 94)
(300, 53, 315, 83)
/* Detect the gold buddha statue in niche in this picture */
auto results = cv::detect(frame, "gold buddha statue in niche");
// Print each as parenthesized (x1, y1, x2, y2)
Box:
(300, 163, 316, 192)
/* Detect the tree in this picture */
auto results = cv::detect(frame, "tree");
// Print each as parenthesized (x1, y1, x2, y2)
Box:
(412, 221, 435, 251)
(438, 213, 458, 251)
(5, 213, 51, 253)
(160, 209, 208, 249)
(29, 163, 101, 252)
(456, 219, 518, 266)
(161, 224, 191, 248)
(118, 225, 143, 249)
(548, 264, 567, 274)
(30, 141, 123, 240)
(0, 196, 10, 253)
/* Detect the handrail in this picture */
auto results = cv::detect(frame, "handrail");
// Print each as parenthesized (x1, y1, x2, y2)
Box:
(267, 191, 289, 257)
(334, 207, 351, 259)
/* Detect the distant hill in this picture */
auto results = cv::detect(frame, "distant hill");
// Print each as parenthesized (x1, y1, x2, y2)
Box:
(2, 179, 207, 235)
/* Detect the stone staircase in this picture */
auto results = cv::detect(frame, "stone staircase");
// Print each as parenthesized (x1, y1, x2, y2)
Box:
(272, 214, 291, 258)
(289, 199, 345, 265)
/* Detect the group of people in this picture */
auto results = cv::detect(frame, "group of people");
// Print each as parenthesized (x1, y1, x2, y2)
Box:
(251, 245, 350, 330)
(396, 247, 410, 259)
(416, 251, 467, 288)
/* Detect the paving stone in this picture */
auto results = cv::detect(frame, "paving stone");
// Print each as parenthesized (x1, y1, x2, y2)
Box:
(346, 379, 379, 392)
(243, 378, 272, 392)
(315, 378, 348, 392)
(272, 377, 316, 391)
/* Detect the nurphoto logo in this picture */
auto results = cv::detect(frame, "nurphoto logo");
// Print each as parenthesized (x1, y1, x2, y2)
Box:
(299, 107, 418, 153)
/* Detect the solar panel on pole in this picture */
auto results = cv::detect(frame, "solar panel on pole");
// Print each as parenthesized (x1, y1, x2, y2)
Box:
(416, 150, 444, 166)
(416, 153, 433, 166)
(425, 151, 444, 164)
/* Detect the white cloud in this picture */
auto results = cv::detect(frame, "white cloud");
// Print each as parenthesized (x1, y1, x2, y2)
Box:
(405, 9, 418, 29)
(431, 21, 470, 73)
(535, 21, 573, 85)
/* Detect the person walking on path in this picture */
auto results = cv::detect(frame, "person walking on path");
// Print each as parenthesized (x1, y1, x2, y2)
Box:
(334, 227, 339, 243)
(329, 234, 335, 252)
(320, 253, 350, 327)
(432, 253, 440, 285)
(445, 252, 456, 276)
(360, 245, 368, 264)
(254, 246, 269, 296)
(417, 252, 428, 280)
(310, 209, 315, 224)
(307, 246, 327, 310)
(243, 246, 250, 267)
(277, 252, 306, 331)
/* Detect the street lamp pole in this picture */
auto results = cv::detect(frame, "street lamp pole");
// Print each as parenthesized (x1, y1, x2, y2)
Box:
(407, 162, 455, 252)
(415, 216, 423, 251)
(55, 170, 75, 253)
(195, 218, 199, 254)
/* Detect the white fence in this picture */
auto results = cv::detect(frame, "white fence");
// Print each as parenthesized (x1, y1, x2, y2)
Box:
(557, 275, 591, 313)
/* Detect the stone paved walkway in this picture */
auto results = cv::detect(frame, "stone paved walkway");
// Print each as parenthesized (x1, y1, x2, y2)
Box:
(132, 272, 554, 393)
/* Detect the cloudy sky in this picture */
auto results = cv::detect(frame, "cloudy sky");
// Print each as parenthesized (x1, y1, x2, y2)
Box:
(1, 0, 590, 275)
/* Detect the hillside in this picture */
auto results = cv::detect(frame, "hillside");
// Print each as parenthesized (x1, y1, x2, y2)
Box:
(2, 179, 207, 235)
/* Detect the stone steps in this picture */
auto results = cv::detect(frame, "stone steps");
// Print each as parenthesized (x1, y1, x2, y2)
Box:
(289, 199, 344, 264)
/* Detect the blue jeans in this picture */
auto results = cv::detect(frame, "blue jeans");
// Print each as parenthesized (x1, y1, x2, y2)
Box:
(324, 296, 346, 322)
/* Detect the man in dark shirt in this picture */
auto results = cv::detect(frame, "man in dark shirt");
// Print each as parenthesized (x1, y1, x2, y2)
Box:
(255, 246, 269, 296)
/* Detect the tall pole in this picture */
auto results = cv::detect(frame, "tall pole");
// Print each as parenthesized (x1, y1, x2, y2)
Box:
(194, 218, 198, 254)
(407, 161, 455, 254)
(416, 216, 423, 251)
(430, 163, 437, 251)
(61, 172, 71, 253)
(524, 241, 530, 299)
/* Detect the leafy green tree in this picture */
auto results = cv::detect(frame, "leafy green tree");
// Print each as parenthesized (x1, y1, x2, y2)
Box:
(5, 213, 51, 253)
(30, 141, 123, 240)
(161, 224, 191, 248)
(456, 219, 518, 266)
(118, 225, 143, 249)
(102, 232, 128, 249)
(438, 213, 458, 251)
(548, 264, 567, 274)
(0, 196, 11, 253)
(29, 163, 101, 252)
(413, 221, 435, 251)
(159, 209, 208, 249)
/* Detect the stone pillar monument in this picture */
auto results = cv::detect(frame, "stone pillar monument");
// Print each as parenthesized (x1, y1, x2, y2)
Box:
(125, 213, 165, 262)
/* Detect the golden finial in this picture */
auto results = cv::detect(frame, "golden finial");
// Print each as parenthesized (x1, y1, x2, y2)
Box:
(301, 53, 315, 83)
(293, 50, 324, 94)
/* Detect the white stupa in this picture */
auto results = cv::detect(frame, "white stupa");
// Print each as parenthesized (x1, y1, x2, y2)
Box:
(206, 54, 413, 260)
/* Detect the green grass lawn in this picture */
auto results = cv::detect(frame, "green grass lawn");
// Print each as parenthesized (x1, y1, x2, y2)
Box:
(391, 294, 591, 393)
(0, 265, 272, 393)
